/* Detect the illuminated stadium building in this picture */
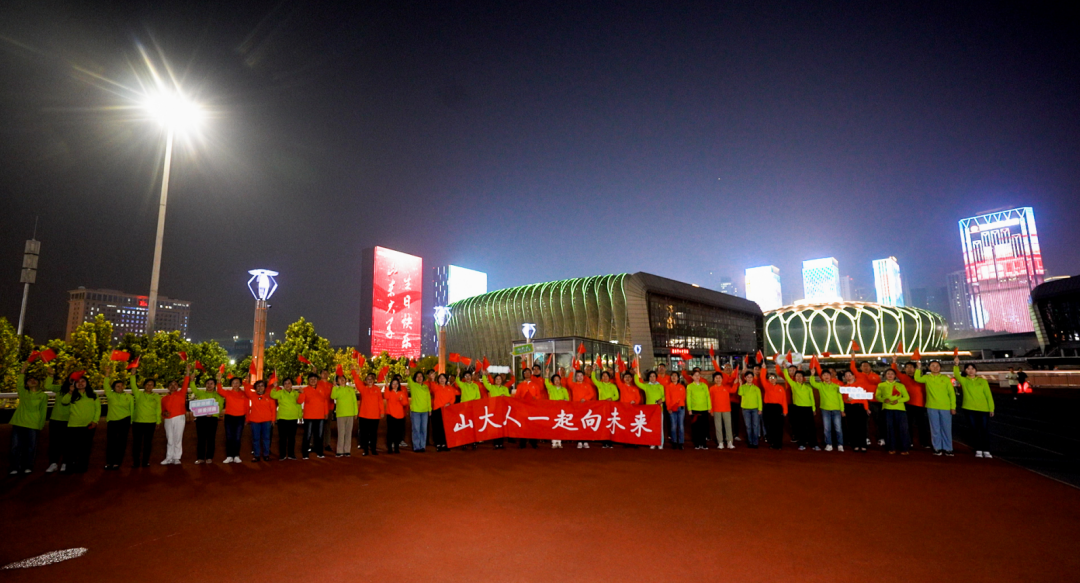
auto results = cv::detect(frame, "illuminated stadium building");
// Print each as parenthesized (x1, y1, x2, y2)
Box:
(764, 301, 948, 357)
(443, 273, 763, 373)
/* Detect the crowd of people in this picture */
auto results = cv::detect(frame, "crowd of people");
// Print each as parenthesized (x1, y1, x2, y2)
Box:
(5, 354, 997, 475)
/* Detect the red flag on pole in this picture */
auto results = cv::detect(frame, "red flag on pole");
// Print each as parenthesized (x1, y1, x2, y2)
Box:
(335, 364, 345, 377)
(822, 351, 832, 358)
(577, 342, 586, 355)
(850, 341, 861, 354)
(269, 372, 277, 385)
(377, 365, 389, 383)
(195, 360, 206, 372)
(27, 351, 40, 363)
(249, 362, 257, 377)
(483, 357, 490, 370)
(681, 353, 693, 362)
(448, 353, 460, 363)
(70, 370, 85, 381)
(461, 357, 472, 367)
(755, 350, 763, 364)
(297, 354, 311, 365)
(709, 347, 715, 358)
(953, 347, 959, 357)
(110, 350, 130, 362)
(357, 354, 366, 369)
(785, 351, 793, 365)
(912, 347, 922, 361)
(127, 356, 141, 370)
(219, 363, 226, 375)
(40, 349, 56, 363)
(178, 351, 188, 361)
(896, 340, 905, 354)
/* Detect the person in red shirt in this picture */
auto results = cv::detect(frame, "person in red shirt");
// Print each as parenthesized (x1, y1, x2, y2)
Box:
(665, 373, 687, 449)
(851, 360, 883, 447)
(563, 369, 596, 449)
(840, 369, 871, 452)
(219, 377, 251, 463)
(429, 373, 456, 452)
(245, 379, 276, 462)
(383, 375, 409, 454)
(298, 373, 331, 459)
(708, 371, 736, 449)
(514, 368, 547, 449)
(760, 365, 788, 450)
(617, 371, 640, 405)
(357, 372, 385, 456)
(892, 357, 930, 449)
(160, 375, 190, 465)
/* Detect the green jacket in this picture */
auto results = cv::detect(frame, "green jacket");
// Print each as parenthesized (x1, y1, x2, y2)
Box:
(270, 388, 303, 420)
(67, 392, 102, 428)
(130, 374, 162, 424)
(634, 375, 665, 405)
(875, 381, 909, 411)
(914, 370, 956, 411)
(809, 376, 844, 411)
(686, 381, 712, 412)
(545, 380, 570, 401)
(45, 377, 68, 422)
(102, 376, 135, 421)
(591, 372, 619, 401)
(330, 384, 359, 417)
(456, 379, 482, 402)
(954, 367, 995, 413)
(737, 384, 763, 411)
(783, 369, 816, 411)
(191, 388, 225, 417)
(406, 379, 432, 413)
(481, 377, 511, 398)
(11, 374, 49, 430)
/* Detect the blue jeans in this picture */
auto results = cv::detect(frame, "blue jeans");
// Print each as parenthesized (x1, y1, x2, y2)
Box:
(741, 409, 761, 446)
(8, 426, 38, 472)
(669, 407, 686, 444)
(224, 414, 245, 458)
(822, 410, 843, 446)
(251, 421, 272, 457)
(411, 411, 429, 450)
(927, 408, 953, 452)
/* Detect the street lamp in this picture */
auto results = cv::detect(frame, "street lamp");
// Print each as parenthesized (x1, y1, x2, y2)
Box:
(248, 269, 279, 381)
(142, 89, 204, 335)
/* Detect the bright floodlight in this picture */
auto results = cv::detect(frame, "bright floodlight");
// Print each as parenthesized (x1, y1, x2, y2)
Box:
(143, 91, 204, 130)
(247, 269, 279, 301)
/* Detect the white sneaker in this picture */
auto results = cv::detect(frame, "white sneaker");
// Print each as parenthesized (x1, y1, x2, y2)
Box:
(975, 451, 984, 458)
(171, 459, 181, 465)
(717, 443, 725, 449)
(60, 464, 66, 472)
(8, 470, 17, 476)
(161, 458, 172, 465)
(195, 459, 204, 465)
(837, 446, 844, 452)
(577, 442, 583, 449)
(583, 443, 590, 449)
(878, 439, 885, 447)
(984, 452, 993, 459)
(825, 445, 834, 452)
(650, 445, 657, 450)
(727, 441, 734, 449)
(46, 463, 58, 473)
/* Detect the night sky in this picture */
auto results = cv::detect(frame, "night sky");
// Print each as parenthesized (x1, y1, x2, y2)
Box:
(1, 1, 1078, 345)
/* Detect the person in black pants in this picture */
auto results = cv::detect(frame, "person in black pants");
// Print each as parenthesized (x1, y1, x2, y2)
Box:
(195, 415, 219, 462)
(840, 370, 869, 452)
(46, 379, 71, 472)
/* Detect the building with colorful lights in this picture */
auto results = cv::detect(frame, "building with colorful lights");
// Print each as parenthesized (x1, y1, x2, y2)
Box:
(873, 257, 905, 307)
(959, 207, 1044, 333)
(802, 258, 841, 302)
(744, 266, 782, 311)
(66, 288, 191, 341)
(763, 300, 948, 357)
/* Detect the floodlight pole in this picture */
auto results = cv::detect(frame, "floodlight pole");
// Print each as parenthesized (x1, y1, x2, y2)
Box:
(145, 128, 174, 335)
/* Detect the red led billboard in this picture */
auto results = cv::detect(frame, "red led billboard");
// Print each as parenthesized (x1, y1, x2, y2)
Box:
(370, 246, 422, 358)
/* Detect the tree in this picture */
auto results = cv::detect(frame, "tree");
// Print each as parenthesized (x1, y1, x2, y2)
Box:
(265, 318, 333, 383)
(0, 318, 21, 392)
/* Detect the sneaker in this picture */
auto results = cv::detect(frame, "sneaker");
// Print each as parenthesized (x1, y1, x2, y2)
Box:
(813, 446, 821, 451)
(727, 441, 734, 449)
(317, 454, 325, 459)
(60, 464, 66, 472)
(195, 459, 204, 465)
(837, 446, 844, 452)
(583, 443, 590, 449)
(798, 446, 806, 451)
(825, 445, 834, 452)
(8, 470, 17, 475)
(172, 459, 182, 465)
(944, 451, 954, 457)
(901, 452, 910, 456)
(717, 443, 725, 449)
(933, 450, 943, 456)
(161, 459, 172, 465)
(734, 436, 742, 441)
(23, 469, 31, 474)
(975, 451, 984, 458)
(577, 442, 583, 449)
(46, 463, 58, 473)
(984, 452, 993, 459)
(878, 439, 886, 447)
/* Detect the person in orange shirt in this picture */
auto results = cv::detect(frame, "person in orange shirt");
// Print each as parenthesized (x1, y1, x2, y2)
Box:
(219, 376, 251, 464)
(760, 365, 788, 450)
(298, 373, 331, 459)
(851, 360, 883, 447)
(356, 372, 385, 456)
(160, 374, 190, 465)
(514, 368, 546, 449)
(430, 373, 456, 452)
(706, 371, 734, 449)
(383, 375, 409, 454)
(245, 379, 276, 462)
(616, 371, 640, 406)
(665, 373, 687, 449)
(564, 369, 596, 449)
(840, 369, 871, 452)
(892, 356, 930, 449)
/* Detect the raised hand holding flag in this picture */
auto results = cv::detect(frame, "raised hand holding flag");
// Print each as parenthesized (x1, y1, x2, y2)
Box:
(127, 355, 141, 370)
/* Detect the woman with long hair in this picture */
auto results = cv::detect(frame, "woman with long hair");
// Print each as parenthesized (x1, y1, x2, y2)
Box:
(954, 357, 995, 458)
(62, 372, 100, 474)
(8, 362, 49, 476)
(407, 371, 432, 452)
(384, 375, 410, 454)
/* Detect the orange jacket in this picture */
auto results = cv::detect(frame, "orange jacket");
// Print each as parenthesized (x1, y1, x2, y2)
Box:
(847, 360, 878, 411)
(564, 377, 596, 402)
(384, 387, 409, 419)
(298, 382, 332, 419)
(220, 386, 250, 416)
(161, 376, 190, 418)
(616, 376, 641, 405)
(245, 385, 277, 423)
(515, 377, 547, 400)
(665, 383, 687, 412)
(892, 363, 925, 408)
(358, 384, 385, 419)
(430, 381, 458, 409)
(708, 381, 735, 413)
(760, 366, 789, 415)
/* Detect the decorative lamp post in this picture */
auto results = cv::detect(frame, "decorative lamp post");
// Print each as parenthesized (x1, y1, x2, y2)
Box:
(521, 323, 536, 371)
(434, 306, 452, 374)
(247, 269, 278, 381)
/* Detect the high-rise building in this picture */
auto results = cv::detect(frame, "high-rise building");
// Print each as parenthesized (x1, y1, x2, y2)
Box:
(358, 246, 423, 358)
(424, 265, 489, 354)
(66, 288, 191, 341)
(840, 276, 855, 301)
(873, 257, 905, 307)
(947, 270, 972, 332)
(802, 258, 841, 302)
(718, 276, 740, 298)
(959, 207, 1045, 332)
(744, 266, 783, 311)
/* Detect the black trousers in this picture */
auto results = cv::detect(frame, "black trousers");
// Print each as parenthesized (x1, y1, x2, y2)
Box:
(763, 403, 785, 448)
(431, 409, 447, 447)
(359, 418, 380, 452)
(844, 404, 868, 448)
(302, 419, 325, 457)
(965, 410, 991, 452)
(791, 405, 816, 448)
(105, 417, 130, 467)
(884, 409, 910, 453)
(906, 405, 931, 448)
(64, 426, 95, 473)
(195, 416, 219, 460)
(48, 419, 67, 464)
(689, 411, 710, 447)
(131, 422, 156, 466)
(278, 419, 298, 458)
(730, 401, 742, 439)
(224, 414, 245, 458)
(386, 417, 405, 450)
(869, 402, 885, 443)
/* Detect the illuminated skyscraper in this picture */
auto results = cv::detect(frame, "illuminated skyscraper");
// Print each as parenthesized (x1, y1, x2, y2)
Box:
(802, 258, 841, 302)
(873, 257, 905, 307)
(745, 266, 783, 311)
(959, 207, 1044, 333)
(840, 275, 855, 301)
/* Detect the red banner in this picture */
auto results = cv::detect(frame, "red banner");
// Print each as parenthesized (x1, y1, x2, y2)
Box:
(442, 397, 663, 448)
(370, 246, 422, 359)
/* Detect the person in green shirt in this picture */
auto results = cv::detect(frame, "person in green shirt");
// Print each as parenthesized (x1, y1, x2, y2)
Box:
(783, 366, 819, 451)
(129, 375, 162, 468)
(271, 372, 302, 460)
(544, 374, 570, 449)
(63, 373, 101, 474)
(954, 356, 995, 459)
(686, 369, 712, 450)
(634, 368, 665, 449)
(875, 369, 910, 455)
(913, 359, 956, 456)
(591, 370, 619, 448)
(8, 364, 49, 475)
(101, 363, 135, 470)
(406, 371, 432, 452)
(480, 373, 511, 449)
(41, 369, 65, 473)
(737, 369, 763, 448)
(809, 369, 845, 452)
(456, 371, 482, 402)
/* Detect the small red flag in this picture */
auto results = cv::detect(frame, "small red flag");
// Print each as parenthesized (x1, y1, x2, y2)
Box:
(953, 347, 959, 357)
(896, 340, 905, 354)
(40, 349, 56, 363)
(297, 354, 311, 365)
(127, 356, 140, 370)
(178, 351, 188, 361)
(228, 373, 234, 380)
(249, 361, 257, 377)
(755, 350, 763, 364)
(822, 351, 832, 358)
(357, 354, 366, 368)
(577, 343, 586, 355)
(461, 357, 472, 367)
(219, 363, 226, 375)
(892, 386, 901, 397)
(110, 350, 130, 362)
(335, 363, 345, 377)
(681, 353, 693, 361)
(850, 341, 861, 354)
(709, 347, 715, 358)
(377, 365, 389, 383)
(69, 370, 86, 381)
(269, 372, 277, 385)
(912, 348, 922, 361)
(27, 351, 40, 363)
(595, 355, 603, 369)
(352, 349, 360, 361)
(296, 374, 303, 385)
(448, 353, 460, 363)
(195, 360, 206, 372)
(786, 351, 793, 365)
(483, 357, 490, 370)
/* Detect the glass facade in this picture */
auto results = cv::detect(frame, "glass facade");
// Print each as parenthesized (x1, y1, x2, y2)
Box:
(1031, 277, 1080, 353)
(647, 293, 758, 369)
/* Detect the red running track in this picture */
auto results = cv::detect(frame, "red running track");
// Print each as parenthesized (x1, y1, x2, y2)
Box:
(1, 425, 1078, 582)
